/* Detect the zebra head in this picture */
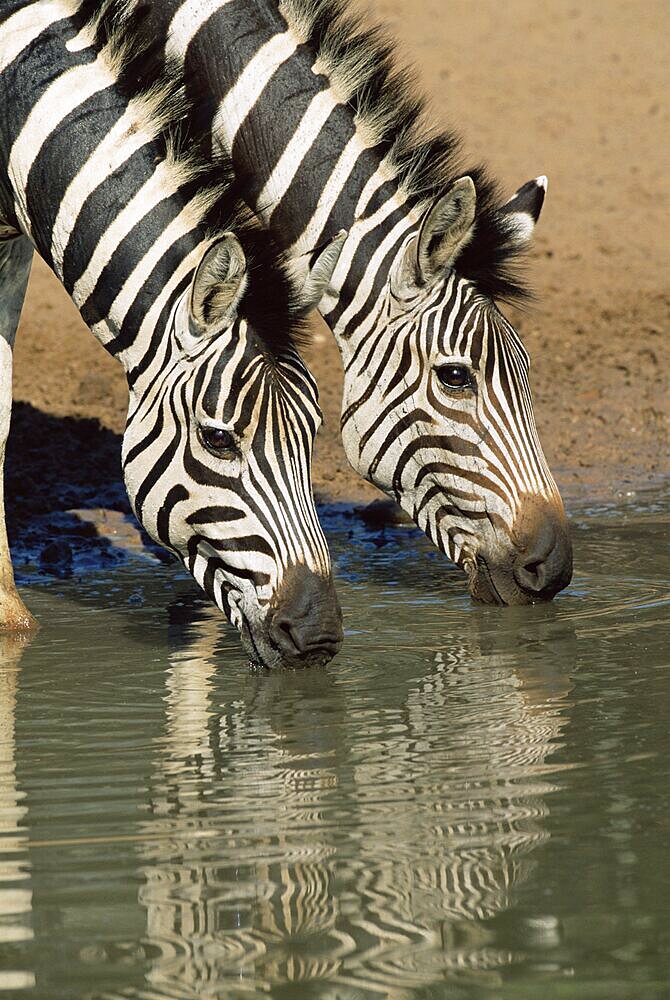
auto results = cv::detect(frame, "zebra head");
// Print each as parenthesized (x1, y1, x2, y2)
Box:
(122, 233, 343, 668)
(340, 177, 572, 606)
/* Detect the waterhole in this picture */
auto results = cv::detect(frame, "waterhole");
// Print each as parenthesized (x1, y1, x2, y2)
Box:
(1, 484, 668, 998)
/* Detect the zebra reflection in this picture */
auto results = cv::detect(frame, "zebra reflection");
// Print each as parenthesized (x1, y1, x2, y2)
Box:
(0, 635, 34, 994)
(134, 611, 570, 996)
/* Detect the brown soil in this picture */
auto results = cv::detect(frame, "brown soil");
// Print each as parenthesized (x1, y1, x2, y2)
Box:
(11, 0, 669, 507)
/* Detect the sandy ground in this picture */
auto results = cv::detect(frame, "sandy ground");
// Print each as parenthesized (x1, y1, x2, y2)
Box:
(9, 0, 669, 510)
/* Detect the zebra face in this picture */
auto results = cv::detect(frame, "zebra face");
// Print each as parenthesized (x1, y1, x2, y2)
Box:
(340, 275, 572, 607)
(123, 235, 343, 668)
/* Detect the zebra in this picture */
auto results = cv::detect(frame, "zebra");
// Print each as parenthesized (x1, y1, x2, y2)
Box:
(0, 1, 347, 669)
(144, 0, 574, 606)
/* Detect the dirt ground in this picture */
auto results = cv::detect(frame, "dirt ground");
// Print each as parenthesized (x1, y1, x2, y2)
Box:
(10, 0, 669, 508)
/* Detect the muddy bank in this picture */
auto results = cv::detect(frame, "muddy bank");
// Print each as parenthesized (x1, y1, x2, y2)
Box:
(9, 0, 669, 510)
(5, 403, 134, 576)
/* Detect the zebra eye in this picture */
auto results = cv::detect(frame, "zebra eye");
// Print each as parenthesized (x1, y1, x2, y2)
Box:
(435, 364, 472, 391)
(199, 426, 238, 456)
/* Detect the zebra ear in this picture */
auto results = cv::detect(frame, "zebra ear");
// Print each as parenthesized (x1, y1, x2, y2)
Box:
(189, 234, 248, 335)
(297, 230, 347, 313)
(413, 177, 477, 285)
(499, 176, 547, 246)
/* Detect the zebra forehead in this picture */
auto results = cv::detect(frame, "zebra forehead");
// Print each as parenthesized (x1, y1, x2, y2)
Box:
(489, 308, 531, 369)
(196, 344, 317, 420)
(405, 280, 481, 356)
(396, 284, 531, 379)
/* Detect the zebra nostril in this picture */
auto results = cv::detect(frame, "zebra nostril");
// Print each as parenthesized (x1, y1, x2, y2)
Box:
(513, 514, 572, 599)
(270, 614, 342, 659)
(515, 555, 548, 593)
(270, 615, 304, 657)
(268, 618, 342, 669)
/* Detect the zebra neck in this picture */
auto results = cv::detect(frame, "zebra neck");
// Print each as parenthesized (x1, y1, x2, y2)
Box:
(167, 0, 420, 327)
(0, 2, 212, 380)
(65, 201, 203, 383)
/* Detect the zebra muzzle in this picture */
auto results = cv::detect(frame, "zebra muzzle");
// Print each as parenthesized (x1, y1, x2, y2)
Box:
(267, 564, 344, 669)
(511, 496, 573, 602)
(470, 496, 573, 606)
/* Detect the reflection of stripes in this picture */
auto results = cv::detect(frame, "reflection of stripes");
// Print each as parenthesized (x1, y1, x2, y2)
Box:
(136, 620, 566, 994)
(0, 2, 331, 627)
(147, 0, 566, 576)
(0, 640, 35, 993)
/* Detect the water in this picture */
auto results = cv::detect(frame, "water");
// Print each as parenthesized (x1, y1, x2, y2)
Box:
(1, 486, 669, 998)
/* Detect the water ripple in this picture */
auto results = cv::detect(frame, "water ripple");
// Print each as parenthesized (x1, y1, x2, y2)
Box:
(0, 496, 668, 997)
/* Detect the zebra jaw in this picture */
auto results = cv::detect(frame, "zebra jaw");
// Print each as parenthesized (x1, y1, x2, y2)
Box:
(226, 592, 278, 670)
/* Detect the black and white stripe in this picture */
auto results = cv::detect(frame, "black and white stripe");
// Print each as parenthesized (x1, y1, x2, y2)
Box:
(149, 0, 573, 605)
(0, 0, 343, 667)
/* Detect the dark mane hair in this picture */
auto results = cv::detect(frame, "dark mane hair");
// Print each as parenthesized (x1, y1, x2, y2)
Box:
(76, 0, 307, 354)
(281, 0, 532, 302)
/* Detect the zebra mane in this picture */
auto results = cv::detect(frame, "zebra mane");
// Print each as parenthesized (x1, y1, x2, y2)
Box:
(77, 0, 308, 355)
(280, 0, 532, 302)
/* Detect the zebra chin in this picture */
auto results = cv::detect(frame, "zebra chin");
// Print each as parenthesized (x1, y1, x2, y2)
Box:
(465, 555, 572, 606)
(228, 565, 344, 670)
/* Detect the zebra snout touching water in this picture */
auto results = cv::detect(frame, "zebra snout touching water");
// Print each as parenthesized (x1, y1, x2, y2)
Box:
(0, 1, 344, 668)
(123, 276, 344, 667)
(265, 563, 342, 665)
(507, 496, 572, 603)
(464, 495, 572, 607)
(339, 180, 573, 606)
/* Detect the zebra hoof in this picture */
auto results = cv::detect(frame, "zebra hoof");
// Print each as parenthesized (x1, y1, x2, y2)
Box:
(0, 590, 38, 632)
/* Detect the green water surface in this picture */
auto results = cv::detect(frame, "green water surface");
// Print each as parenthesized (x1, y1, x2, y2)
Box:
(1, 488, 669, 999)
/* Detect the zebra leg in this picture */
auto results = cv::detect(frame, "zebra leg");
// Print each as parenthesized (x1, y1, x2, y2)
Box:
(0, 236, 36, 630)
